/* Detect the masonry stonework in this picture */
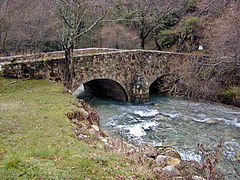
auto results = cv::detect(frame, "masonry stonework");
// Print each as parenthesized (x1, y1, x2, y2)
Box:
(2, 48, 206, 103)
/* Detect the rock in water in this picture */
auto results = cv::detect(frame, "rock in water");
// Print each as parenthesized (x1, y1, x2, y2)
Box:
(205, 119, 217, 124)
(154, 103, 161, 107)
(157, 114, 172, 121)
(129, 124, 146, 136)
(182, 117, 193, 122)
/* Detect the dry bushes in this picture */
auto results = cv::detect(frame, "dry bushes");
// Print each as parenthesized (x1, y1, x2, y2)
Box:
(158, 0, 240, 103)
(100, 24, 140, 49)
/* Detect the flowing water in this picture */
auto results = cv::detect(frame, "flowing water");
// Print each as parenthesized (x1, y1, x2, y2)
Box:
(77, 90, 240, 179)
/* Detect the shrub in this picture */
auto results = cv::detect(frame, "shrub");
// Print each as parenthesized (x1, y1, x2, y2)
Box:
(183, 17, 200, 31)
(157, 30, 179, 50)
(219, 87, 240, 106)
(178, 17, 201, 52)
(162, 9, 181, 28)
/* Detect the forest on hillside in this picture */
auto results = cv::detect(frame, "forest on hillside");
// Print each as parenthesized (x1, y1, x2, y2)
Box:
(0, 0, 239, 104)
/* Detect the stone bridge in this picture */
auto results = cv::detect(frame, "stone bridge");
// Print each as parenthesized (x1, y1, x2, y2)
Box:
(2, 48, 206, 103)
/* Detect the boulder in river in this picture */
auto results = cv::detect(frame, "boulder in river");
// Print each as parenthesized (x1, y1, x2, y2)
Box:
(154, 103, 161, 107)
(205, 119, 217, 124)
(182, 117, 193, 122)
(157, 114, 172, 121)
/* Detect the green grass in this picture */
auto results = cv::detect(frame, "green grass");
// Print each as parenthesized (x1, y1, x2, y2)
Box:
(0, 75, 152, 179)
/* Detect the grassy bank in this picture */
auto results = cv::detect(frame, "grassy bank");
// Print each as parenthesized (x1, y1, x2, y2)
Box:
(0, 75, 152, 179)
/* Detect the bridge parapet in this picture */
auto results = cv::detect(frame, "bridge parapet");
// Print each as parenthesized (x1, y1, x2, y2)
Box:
(0, 48, 119, 63)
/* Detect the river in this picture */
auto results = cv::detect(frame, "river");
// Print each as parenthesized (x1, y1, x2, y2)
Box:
(76, 90, 240, 179)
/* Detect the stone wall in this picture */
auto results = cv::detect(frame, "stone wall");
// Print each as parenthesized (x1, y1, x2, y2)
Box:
(2, 49, 206, 103)
(3, 58, 65, 81)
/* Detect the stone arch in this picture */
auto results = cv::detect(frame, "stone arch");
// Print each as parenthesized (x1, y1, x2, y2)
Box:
(74, 77, 129, 102)
(84, 79, 128, 102)
(149, 74, 175, 95)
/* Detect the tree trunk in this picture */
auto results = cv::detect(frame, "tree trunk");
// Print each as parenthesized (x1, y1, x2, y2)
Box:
(64, 44, 74, 90)
(155, 38, 161, 50)
(141, 38, 145, 49)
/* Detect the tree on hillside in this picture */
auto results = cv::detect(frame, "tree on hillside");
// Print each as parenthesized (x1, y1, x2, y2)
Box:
(203, 0, 240, 87)
(56, 0, 107, 89)
(16, 0, 58, 53)
(0, 0, 58, 55)
(113, 0, 158, 49)
(113, 0, 184, 49)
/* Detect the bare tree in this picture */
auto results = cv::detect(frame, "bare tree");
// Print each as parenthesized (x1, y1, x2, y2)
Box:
(16, 0, 57, 53)
(113, 0, 183, 49)
(130, 0, 160, 49)
(56, 0, 107, 89)
(0, 0, 59, 55)
(201, 0, 240, 87)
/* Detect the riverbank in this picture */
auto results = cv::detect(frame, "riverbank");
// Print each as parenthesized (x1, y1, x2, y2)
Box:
(1, 74, 236, 179)
(0, 75, 155, 179)
(67, 100, 224, 180)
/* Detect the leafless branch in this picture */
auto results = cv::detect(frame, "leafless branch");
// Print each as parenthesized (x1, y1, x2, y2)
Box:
(76, 11, 107, 38)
